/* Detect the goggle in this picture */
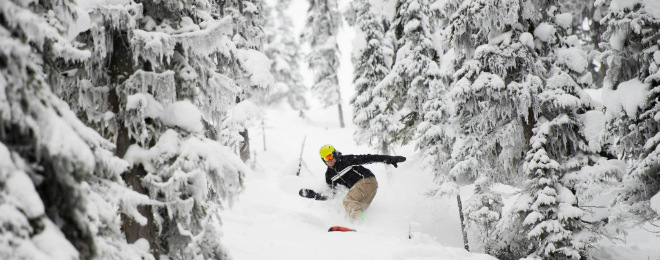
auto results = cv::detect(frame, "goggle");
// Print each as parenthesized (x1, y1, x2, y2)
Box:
(324, 154, 334, 161)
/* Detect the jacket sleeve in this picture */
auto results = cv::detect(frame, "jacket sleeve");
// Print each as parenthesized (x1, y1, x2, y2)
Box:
(339, 154, 392, 165)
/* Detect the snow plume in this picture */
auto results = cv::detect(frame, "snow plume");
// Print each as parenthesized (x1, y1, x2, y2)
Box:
(124, 129, 248, 259)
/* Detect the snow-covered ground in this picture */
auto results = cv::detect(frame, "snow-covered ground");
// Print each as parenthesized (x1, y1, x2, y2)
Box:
(220, 2, 660, 258)
(221, 103, 497, 260)
(220, 102, 660, 260)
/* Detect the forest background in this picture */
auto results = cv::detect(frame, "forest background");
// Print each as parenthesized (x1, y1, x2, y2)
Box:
(1, 0, 660, 259)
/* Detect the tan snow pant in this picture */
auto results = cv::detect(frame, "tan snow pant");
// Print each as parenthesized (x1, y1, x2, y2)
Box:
(343, 177, 378, 220)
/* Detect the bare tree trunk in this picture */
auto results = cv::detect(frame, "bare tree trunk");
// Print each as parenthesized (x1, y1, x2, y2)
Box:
(457, 193, 470, 251)
(262, 119, 266, 152)
(522, 107, 535, 150)
(380, 139, 389, 155)
(337, 103, 345, 128)
(296, 136, 306, 176)
(120, 166, 158, 257)
(240, 128, 250, 162)
(109, 31, 159, 259)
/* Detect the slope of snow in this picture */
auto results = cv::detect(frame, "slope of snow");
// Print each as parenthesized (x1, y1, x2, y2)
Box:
(221, 103, 497, 260)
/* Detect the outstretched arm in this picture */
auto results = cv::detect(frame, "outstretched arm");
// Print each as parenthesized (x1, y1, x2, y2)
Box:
(340, 154, 407, 167)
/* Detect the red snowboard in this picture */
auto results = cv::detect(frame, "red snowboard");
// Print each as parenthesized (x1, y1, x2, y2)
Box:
(328, 226, 356, 232)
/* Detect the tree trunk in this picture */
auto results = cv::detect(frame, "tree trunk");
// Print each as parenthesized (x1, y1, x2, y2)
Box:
(522, 107, 535, 150)
(380, 139, 389, 155)
(109, 31, 159, 259)
(120, 166, 158, 257)
(296, 136, 306, 176)
(262, 119, 266, 152)
(337, 103, 345, 128)
(240, 128, 250, 162)
(457, 193, 470, 251)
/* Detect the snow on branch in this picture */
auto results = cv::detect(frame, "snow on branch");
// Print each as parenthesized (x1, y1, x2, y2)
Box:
(238, 49, 274, 88)
(1, 0, 90, 61)
(173, 17, 235, 58)
(130, 30, 174, 67)
(87, 2, 143, 31)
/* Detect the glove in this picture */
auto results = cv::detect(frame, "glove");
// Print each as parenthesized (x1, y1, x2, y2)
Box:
(299, 189, 329, 201)
(387, 156, 407, 168)
(299, 188, 317, 199)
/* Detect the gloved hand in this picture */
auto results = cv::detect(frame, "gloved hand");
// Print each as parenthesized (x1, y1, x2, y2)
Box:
(299, 189, 329, 200)
(299, 188, 317, 199)
(387, 156, 407, 168)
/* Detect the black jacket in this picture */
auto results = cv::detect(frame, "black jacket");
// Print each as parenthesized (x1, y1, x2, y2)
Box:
(325, 154, 394, 189)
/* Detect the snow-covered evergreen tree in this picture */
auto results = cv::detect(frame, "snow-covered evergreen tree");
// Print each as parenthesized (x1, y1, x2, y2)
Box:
(444, 3, 541, 250)
(378, 0, 442, 145)
(124, 108, 249, 260)
(350, 0, 396, 154)
(43, 0, 266, 259)
(443, 1, 611, 258)
(463, 179, 503, 253)
(302, 0, 345, 128)
(446, 0, 544, 185)
(507, 6, 605, 259)
(558, 0, 608, 88)
(263, 0, 308, 112)
(222, 0, 272, 162)
(600, 0, 660, 224)
(0, 1, 150, 259)
(514, 126, 588, 259)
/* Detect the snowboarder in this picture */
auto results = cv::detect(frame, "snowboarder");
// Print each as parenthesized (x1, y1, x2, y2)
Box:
(299, 145, 406, 220)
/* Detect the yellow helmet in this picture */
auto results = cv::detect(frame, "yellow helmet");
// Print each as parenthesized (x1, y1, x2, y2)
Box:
(319, 145, 336, 161)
